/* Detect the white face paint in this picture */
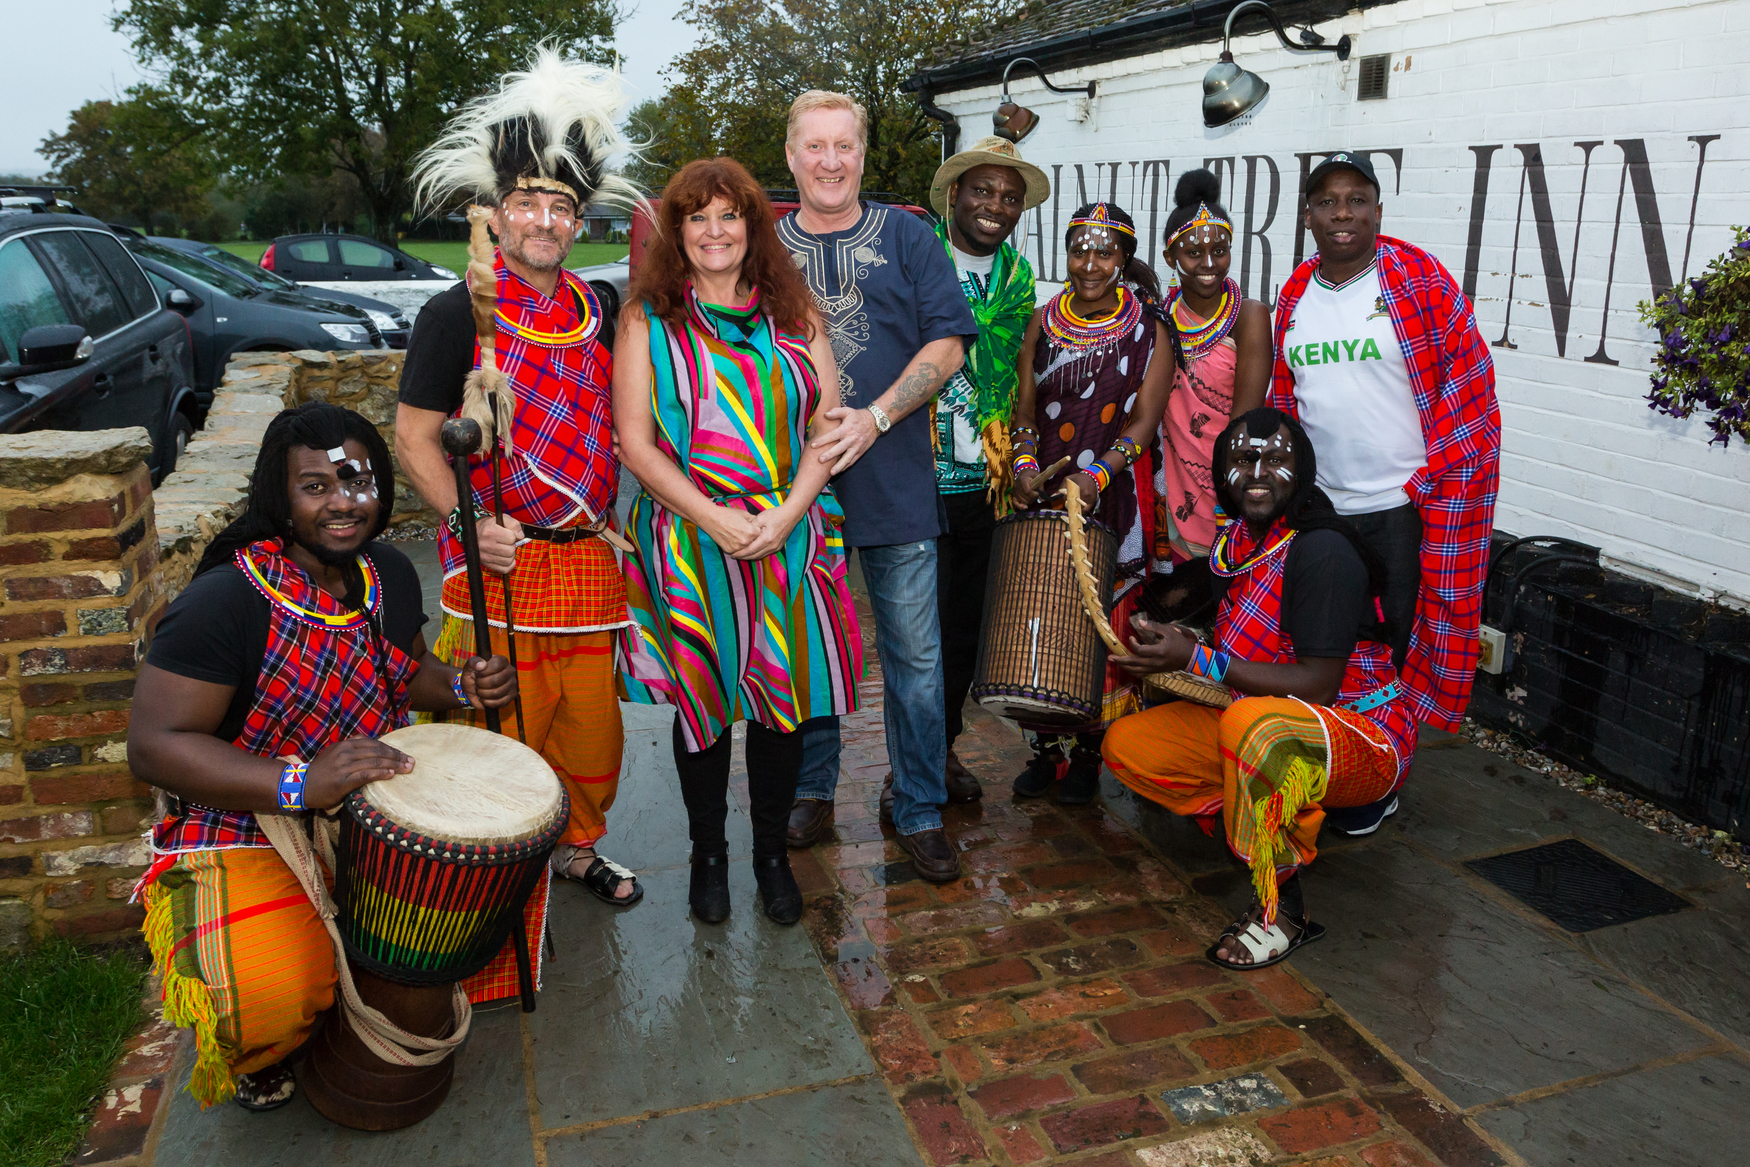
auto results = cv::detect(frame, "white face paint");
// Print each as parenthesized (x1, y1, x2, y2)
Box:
(335, 473, 379, 505)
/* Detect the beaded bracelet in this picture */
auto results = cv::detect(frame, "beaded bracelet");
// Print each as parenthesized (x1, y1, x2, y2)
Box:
(1011, 426, 1039, 442)
(278, 760, 309, 812)
(1084, 459, 1114, 494)
(451, 668, 472, 709)
(1112, 436, 1141, 465)
(1188, 644, 1232, 683)
(1013, 453, 1041, 475)
(445, 505, 489, 541)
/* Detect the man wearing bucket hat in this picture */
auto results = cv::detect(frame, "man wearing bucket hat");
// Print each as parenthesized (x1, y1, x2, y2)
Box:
(887, 136, 1048, 810)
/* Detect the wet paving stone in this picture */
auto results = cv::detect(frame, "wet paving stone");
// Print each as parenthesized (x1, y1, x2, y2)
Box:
(1159, 1071, 1290, 1123)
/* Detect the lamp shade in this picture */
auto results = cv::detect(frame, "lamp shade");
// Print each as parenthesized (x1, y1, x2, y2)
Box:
(1201, 52, 1270, 127)
(993, 100, 1040, 142)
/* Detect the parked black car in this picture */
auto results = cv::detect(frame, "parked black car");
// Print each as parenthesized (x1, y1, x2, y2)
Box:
(141, 236, 411, 348)
(0, 209, 198, 480)
(118, 237, 384, 402)
(261, 234, 457, 282)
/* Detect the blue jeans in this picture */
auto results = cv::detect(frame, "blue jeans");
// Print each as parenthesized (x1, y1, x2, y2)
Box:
(796, 540, 947, 835)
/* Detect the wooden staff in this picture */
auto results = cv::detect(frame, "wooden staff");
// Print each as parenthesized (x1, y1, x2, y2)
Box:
(486, 421, 527, 741)
(440, 418, 500, 735)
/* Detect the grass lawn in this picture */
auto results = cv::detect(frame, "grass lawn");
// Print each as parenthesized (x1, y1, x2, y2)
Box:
(0, 940, 147, 1167)
(216, 240, 628, 272)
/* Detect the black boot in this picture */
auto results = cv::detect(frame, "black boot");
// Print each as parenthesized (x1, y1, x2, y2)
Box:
(753, 854, 802, 925)
(689, 851, 731, 923)
(1013, 741, 1064, 798)
(1056, 735, 1104, 805)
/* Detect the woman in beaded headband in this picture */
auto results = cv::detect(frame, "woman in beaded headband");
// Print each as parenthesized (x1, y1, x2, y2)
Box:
(1152, 169, 1273, 589)
(1002, 200, 1176, 804)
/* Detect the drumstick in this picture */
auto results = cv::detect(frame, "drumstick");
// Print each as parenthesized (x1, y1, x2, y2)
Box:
(441, 418, 502, 735)
(485, 406, 528, 742)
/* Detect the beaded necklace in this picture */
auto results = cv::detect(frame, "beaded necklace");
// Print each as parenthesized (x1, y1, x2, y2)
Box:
(1209, 520, 1296, 578)
(1040, 287, 1143, 354)
(1166, 277, 1241, 361)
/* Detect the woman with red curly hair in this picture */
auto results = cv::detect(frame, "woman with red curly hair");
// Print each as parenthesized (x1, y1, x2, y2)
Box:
(614, 157, 863, 926)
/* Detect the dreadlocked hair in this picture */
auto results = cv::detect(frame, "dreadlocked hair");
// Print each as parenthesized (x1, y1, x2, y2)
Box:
(1064, 202, 1160, 299)
(1211, 407, 1387, 599)
(196, 402, 394, 606)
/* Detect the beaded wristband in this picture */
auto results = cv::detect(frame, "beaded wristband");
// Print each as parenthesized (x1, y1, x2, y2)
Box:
(1013, 453, 1041, 475)
(278, 761, 309, 812)
(451, 668, 471, 709)
(1084, 459, 1114, 494)
(1188, 644, 1232, 683)
(1113, 436, 1141, 465)
(445, 505, 488, 541)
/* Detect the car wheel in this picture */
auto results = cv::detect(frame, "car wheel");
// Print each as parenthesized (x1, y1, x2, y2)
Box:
(589, 281, 619, 314)
(164, 412, 196, 477)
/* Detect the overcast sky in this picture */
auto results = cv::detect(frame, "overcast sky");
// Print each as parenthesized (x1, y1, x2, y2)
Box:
(0, 0, 697, 177)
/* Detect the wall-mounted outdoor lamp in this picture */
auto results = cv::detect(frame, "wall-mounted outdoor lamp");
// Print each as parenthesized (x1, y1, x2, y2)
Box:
(993, 57, 1096, 142)
(1202, 0, 1352, 128)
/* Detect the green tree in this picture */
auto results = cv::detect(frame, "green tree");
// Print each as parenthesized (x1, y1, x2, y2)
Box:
(639, 0, 1016, 203)
(38, 86, 216, 230)
(116, 1, 619, 242)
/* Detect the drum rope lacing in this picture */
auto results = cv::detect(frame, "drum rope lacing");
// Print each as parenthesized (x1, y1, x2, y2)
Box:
(256, 811, 472, 1067)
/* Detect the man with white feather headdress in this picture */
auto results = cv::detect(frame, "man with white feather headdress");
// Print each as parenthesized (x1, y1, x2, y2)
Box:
(397, 46, 644, 915)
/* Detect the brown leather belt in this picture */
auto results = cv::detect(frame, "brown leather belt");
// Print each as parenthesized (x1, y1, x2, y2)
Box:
(520, 523, 592, 545)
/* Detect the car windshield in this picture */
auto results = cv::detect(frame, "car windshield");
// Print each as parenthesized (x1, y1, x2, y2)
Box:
(199, 245, 298, 290)
(133, 241, 258, 297)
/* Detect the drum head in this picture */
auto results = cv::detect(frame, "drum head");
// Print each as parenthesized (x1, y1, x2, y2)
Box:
(362, 724, 565, 846)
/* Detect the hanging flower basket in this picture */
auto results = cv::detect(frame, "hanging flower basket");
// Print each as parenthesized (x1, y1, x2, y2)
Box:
(1638, 227, 1750, 447)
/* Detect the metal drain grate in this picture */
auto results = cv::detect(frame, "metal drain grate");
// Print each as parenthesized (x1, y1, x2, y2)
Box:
(1464, 838, 1690, 932)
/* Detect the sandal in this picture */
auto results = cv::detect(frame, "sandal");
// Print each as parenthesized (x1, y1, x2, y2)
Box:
(553, 845, 644, 908)
(233, 1060, 296, 1112)
(1206, 910, 1326, 970)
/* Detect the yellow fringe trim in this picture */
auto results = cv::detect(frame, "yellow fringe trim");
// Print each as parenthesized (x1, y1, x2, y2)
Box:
(142, 878, 236, 1107)
(1248, 754, 1327, 925)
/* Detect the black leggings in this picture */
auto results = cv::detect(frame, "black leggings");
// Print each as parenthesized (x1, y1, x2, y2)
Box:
(672, 718, 804, 859)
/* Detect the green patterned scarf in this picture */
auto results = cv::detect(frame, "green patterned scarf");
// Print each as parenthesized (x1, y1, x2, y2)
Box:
(936, 222, 1035, 434)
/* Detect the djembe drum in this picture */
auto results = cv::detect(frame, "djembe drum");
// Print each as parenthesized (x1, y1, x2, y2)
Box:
(299, 723, 567, 1130)
(972, 508, 1118, 725)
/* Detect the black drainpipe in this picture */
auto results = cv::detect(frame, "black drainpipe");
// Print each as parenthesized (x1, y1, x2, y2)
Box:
(915, 88, 960, 162)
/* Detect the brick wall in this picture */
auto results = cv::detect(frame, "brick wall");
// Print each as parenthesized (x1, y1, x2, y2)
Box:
(0, 431, 161, 947)
(0, 348, 433, 946)
(933, 0, 1750, 602)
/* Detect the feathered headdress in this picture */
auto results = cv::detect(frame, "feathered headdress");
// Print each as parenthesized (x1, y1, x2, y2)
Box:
(412, 46, 638, 453)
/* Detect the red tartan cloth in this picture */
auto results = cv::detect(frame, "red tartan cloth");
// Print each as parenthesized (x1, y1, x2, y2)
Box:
(1213, 519, 1417, 781)
(438, 257, 618, 605)
(152, 541, 417, 855)
(1270, 235, 1501, 730)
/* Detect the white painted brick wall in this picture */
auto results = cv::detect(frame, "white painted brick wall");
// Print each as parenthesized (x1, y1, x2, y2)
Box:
(937, 0, 1750, 601)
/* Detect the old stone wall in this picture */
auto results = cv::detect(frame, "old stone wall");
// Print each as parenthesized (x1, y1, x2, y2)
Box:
(0, 349, 433, 946)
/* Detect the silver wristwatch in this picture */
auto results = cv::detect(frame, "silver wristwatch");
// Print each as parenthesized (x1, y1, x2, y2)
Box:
(867, 403, 892, 434)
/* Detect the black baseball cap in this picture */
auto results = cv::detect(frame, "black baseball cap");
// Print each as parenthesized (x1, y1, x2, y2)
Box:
(1305, 151, 1380, 197)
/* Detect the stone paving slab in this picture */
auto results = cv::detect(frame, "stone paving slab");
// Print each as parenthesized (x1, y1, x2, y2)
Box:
(1473, 1054, 1750, 1166)
(150, 1001, 534, 1167)
(544, 1078, 923, 1166)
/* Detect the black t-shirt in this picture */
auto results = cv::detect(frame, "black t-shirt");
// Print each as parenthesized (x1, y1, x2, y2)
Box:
(397, 278, 616, 416)
(146, 543, 428, 742)
(1214, 528, 1376, 661)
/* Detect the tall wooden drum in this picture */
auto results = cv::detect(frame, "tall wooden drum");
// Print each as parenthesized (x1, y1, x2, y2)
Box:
(972, 509, 1118, 726)
(299, 723, 567, 1130)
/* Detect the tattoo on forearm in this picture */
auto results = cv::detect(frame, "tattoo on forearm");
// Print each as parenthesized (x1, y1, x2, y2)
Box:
(887, 361, 946, 414)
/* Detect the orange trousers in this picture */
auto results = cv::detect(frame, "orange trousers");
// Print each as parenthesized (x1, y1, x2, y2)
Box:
(435, 617, 624, 848)
(1103, 697, 1402, 921)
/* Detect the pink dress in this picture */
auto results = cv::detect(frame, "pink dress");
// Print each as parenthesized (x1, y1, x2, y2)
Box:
(1157, 301, 1238, 561)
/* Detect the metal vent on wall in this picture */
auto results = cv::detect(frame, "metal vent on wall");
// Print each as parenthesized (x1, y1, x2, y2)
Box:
(1464, 839, 1690, 932)
(1358, 54, 1390, 101)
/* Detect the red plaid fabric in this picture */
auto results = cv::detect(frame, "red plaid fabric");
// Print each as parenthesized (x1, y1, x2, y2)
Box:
(1213, 518, 1417, 779)
(1270, 235, 1501, 730)
(438, 256, 617, 584)
(152, 540, 417, 855)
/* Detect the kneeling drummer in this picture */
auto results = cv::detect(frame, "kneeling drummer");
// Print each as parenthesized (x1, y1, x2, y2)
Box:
(126, 403, 515, 1111)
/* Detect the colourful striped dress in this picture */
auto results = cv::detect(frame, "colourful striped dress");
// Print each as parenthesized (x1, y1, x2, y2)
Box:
(618, 289, 863, 751)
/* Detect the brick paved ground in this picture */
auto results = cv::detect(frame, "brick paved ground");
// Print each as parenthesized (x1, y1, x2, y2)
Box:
(796, 676, 1512, 1167)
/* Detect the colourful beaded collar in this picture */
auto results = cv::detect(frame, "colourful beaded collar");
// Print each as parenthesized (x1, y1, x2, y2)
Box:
(1041, 287, 1143, 353)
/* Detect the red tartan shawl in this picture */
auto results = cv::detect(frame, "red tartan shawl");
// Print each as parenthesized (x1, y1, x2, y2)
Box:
(1212, 519, 1417, 769)
(150, 540, 416, 856)
(438, 254, 617, 577)
(1269, 236, 1501, 730)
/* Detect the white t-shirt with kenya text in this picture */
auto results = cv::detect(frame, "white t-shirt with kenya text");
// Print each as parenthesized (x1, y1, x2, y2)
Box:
(1283, 261, 1426, 514)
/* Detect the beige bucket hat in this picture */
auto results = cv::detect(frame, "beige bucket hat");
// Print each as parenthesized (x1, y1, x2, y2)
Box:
(929, 135, 1051, 216)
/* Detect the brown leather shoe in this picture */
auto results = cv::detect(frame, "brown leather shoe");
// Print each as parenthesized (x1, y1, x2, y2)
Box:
(945, 749, 983, 803)
(786, 798, 833, 848)
(879, 774, 895, 826)
(896, 827, 961, 883)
